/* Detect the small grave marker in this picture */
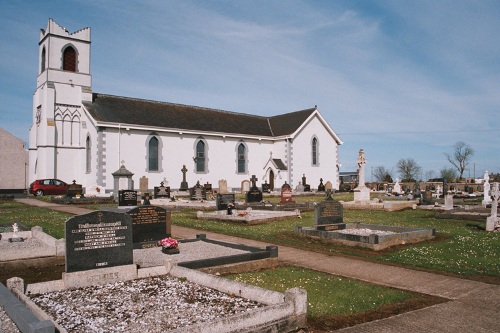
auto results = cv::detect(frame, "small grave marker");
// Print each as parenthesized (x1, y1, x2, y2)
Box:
(246, 175, 263, 203)
(119, 190, 137, 206)
(216, 193, 235, 211)
(190, 181, 206, 200)
(154, 181, 170, 198)
(281, 183, 293, 204)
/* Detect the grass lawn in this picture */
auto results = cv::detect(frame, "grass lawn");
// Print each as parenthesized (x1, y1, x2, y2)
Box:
(0, 196, 494, 330)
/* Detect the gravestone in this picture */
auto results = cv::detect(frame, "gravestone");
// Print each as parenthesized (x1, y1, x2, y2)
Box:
(204, 182, 213, 193)
(179, 165, 189, 191)
(216, 193, 235, 211)
(486, 182, 500, 231)
(127, 206, 171, 249)
(393, 180, 402, 195)
(317, 178, 325, 192)
(65, 211, 133, 273)
(119, 190, 137, 206)
(280, 184, 293, 204)
(154, 181, 171, 198)
(218, 179, 228, 194)
(482, 171, 492, 206)
(262, 181, 271, 193)
(423, 189, 433, 204)
(444, 194, 454, 210)
(241, 180, 250, 193)
(139, 176, 149, 194)
(295, 182, 305, 193)
(246, 175, 263, 203)
(302, 174, 311, 192)
(190, 181, 206, 200)
(66, 180, 82, 198)
(325, 181, 333, 193)
(315, 196, 345, 231)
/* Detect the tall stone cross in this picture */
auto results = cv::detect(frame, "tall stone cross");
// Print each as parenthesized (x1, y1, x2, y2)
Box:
(356, 149, 367, 187)
(250, 175, 258, 188)
(181, 165, 188, 182)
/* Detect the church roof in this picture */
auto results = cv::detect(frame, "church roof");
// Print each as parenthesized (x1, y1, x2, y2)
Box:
(83, 93, 316, 137)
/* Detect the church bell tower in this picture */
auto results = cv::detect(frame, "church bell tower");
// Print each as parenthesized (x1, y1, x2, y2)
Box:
(29, 19, 92, 183)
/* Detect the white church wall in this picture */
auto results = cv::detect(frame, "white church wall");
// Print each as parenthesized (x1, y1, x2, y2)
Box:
(291, 115, 339, 189)
(102, 129, 278, 191)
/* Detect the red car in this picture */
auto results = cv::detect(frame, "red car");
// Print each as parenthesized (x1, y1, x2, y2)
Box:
(29, 179, 68, 196)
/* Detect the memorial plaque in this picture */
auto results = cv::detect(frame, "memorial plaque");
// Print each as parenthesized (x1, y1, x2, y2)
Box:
(127, 206, 171, 249)
(65, 211, 133, 273)
(315, 198, 343, 225)
(119, 190, 137, 206)
(216, 193, 235, 211)
(316, 223, 346, 231)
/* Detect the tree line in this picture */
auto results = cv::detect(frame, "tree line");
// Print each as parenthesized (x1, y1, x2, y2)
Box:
(373, 141, 475, 183)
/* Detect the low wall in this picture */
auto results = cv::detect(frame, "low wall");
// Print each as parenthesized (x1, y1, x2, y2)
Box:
(7, 263, 307, 333)
(296, 223, 435, 251)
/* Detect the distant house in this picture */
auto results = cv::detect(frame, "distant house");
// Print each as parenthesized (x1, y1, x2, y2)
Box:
(29, 19, 344, 192)
(0, 128, 28, 192)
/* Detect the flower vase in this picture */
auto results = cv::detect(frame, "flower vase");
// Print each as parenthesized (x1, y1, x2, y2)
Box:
(161, 247, 180, 255)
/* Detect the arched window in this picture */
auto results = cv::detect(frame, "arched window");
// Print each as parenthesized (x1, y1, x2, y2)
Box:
(86, 136, 91, 173)
(41, 47, 46, 73)
(237, 142, 247, 174)
(196, 140, 206, 172)
(312, 137, 319, 166)
(63, 46, 77, 72)
(148, 137, 159, 171)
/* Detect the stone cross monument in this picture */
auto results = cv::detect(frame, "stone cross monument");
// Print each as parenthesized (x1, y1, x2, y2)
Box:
(482, 170, 492, 207)
(354, 148, 371, 203)
(486, 182, 499, 231)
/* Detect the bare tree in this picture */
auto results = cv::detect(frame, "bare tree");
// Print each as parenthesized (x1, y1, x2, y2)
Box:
(373, 166, 393, 182)
(444, 141, 474, 180)
(440, 167, 457, 183)
(424, 170, 436, 181)
(396, 158, 422, 182)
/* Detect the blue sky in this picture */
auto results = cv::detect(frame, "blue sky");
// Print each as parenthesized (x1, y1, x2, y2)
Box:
(1, 0, 499, 180)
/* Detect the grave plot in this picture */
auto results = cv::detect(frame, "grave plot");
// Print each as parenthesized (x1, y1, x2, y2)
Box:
(197, 207, 301, 225)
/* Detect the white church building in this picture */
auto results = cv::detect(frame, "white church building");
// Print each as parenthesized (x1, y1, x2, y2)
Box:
(29, 19, 343, 193)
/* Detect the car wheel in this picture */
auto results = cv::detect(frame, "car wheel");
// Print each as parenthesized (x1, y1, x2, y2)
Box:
(35, 190, 44, 196)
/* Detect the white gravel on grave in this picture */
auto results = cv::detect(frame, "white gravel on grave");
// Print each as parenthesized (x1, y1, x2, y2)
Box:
(335, 228, 396, 236)
(30, 275, 264, 333)
(0, 308, 19, 333)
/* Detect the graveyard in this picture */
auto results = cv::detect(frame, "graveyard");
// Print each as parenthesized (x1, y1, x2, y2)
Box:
(0, 184, 499, 332)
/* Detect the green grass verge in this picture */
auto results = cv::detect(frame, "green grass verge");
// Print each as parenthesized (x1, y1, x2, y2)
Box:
(225, 266, 415, 317)
(0, 201, 71, 239)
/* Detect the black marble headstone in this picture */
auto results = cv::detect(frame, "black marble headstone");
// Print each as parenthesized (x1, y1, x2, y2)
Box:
(262, 181, 271, 193)
(127, 206, 171, 249)
(317, 178, 325, 192)
(65, 211, 133, 273)
(216, 193, 235, 211)
(119, 190, 137, 206)
(66, 180, 82, 198)
(315, 198, 344, 225)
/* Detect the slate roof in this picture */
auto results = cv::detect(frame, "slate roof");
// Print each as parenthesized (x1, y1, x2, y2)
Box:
(83, 93, 316, 137)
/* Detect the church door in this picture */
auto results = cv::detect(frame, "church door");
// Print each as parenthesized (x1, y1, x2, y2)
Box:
(269, 170, 274, 191)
